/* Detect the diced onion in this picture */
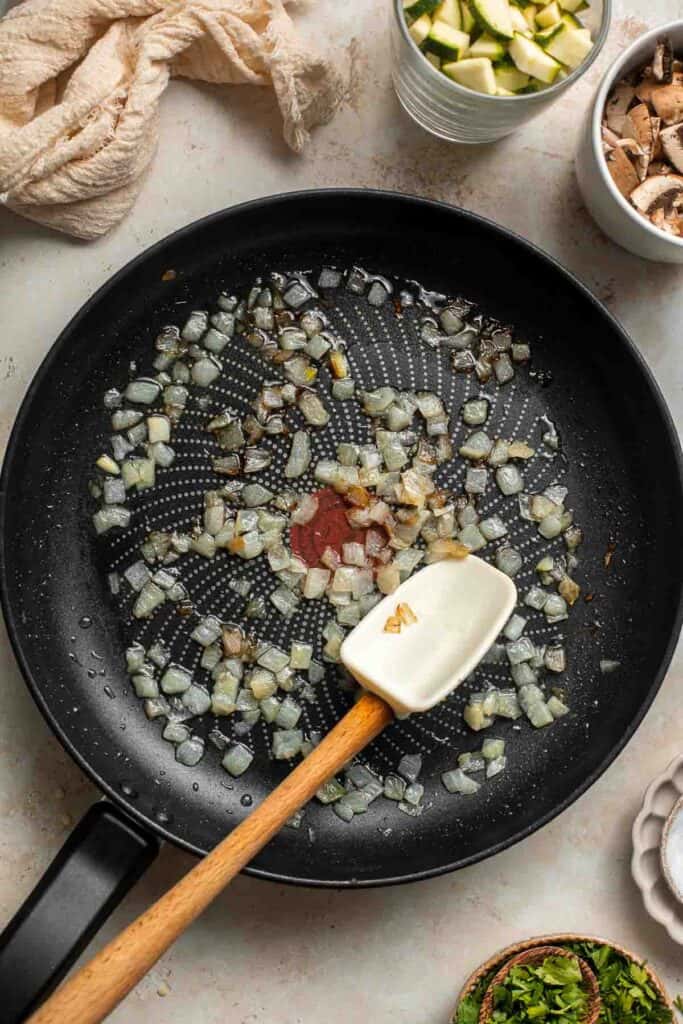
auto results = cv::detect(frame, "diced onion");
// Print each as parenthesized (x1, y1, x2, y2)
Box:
(495, 546, 522, 577)
(182, 684, 212, 715)
(545, 645, 567, 673)
(524, 585, 548, 610)
(283, 431, 311, 479)
(103, 478, 126, 505)
(303, 568, 331, 599)
(462, 399, 488, 426)
(191, 615, 222, 647)
(292, 493, 319, 526)
(503, 613, 527, 641)
(125, 378, 161, 404)
(272, 729, 303, 759)
(496, 465, 524, 495)
(397, 754, 422, 782)
(243, 447, 272, 474)
(298, 391, 329, 427)
(222, 743, 254, 777)
(486, 754, 507, 778)
(442, 769, 480, 795)
(270, 586, 300, 617)
(93, 506, 130, 535)
(176, 736, 205, 766)
(181, 310, 208, 342)
(192, 356, 222, 387)
(96, 454, 120, 475)
(506, 637, 535, 665)
(459, 431, 492, 461)
(161, 664, 192, 694)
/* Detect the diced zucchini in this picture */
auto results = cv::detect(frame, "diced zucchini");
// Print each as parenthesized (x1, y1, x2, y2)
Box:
(520, 77, 548, 91)
(460, 0, 477, 32)
(544, 21, 593, 68)
(509, 32, 562, 82)
(409, 12, 433, 45)
(535, 1, 561, 26)
(444, 56, 497, 93)
(522, 4, 538, 28)
(470, 0, 514, 40)
(561, 10, 584, 26)
(403, 0, 441, 17)
(496, 86, 515, 94)
(558, 0, 588, 11)
(435, 0, 462, 28)
(510, 6, 532, 33)
(468, 33, 506, 59)
(535, 22, 563, 44)
(494, 65, 530, 90)
(425, 20, 470, 58)
(425, 50, 442, 67)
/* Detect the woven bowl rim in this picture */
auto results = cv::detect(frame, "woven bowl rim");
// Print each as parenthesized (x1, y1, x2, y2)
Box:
(454, 933, 673, 1021)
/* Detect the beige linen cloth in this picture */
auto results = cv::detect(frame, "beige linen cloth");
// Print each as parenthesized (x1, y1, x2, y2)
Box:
(0, 0, 343, 239)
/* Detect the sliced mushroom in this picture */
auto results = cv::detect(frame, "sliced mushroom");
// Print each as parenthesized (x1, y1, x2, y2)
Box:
(615, 138, 644, 158)
(660, 123, 683, 173)
(636, 75, 683, 105)
(621, 103, 655, 179)
(648, 159, 675, 177)
(651, 116, 663, 159)
(636, 75, 659, 107)
(650, 206, 683, 235)
(630, 174, 683, 217)
(605, 145, 640, 198)
(650, 84, 683, 125)
(653, 37, 674, 84)
(601, 123, 622, 151)
(605, 82, 636, 135)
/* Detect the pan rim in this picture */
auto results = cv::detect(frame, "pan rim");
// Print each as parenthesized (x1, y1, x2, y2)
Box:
(2, 187, 682, 888)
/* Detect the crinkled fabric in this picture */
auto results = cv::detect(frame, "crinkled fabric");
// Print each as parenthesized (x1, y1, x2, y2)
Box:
(0, 0, 343, 238)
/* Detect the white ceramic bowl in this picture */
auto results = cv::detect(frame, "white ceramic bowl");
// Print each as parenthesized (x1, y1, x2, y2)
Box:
(391, 0, 611, 144)
(631, 754, 683, 944)
(575, 21, 683, 263)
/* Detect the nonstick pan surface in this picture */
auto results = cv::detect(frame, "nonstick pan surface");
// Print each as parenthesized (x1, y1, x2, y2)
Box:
(2, 190, 682, 887)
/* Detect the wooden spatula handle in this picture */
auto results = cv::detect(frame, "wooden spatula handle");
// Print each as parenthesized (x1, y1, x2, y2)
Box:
(28, 692, 393, 1024)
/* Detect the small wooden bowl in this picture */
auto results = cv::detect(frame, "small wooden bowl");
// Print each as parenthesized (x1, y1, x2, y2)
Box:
(477, 945, 601, 1024)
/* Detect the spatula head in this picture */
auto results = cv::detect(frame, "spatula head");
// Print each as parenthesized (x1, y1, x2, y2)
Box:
(340, 557, 517, 716)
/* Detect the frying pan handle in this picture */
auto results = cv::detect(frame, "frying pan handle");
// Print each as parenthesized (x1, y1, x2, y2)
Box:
(0, 801, 158, 1024)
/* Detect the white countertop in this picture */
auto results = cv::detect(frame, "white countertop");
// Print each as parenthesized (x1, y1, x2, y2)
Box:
(1, 1, 682, 1020)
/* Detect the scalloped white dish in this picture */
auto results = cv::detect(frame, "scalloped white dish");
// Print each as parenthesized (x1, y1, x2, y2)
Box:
(632, 754, 683, 944)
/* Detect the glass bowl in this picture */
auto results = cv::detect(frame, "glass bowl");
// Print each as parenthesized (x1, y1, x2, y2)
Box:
(390, 0, 612, 143)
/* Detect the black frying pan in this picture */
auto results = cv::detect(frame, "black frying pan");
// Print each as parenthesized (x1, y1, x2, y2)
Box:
(1, 190, 682, 1022)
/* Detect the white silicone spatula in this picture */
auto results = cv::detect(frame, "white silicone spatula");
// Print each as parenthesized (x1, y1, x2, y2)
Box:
(341, 555, 517, 715)
(29, 556, 516, 1024)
